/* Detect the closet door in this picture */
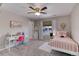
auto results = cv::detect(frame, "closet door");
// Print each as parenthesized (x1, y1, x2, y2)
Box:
(33, 21, 39, 40)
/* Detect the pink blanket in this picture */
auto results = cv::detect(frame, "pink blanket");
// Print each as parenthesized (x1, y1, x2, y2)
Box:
(49, 37, 78, 52)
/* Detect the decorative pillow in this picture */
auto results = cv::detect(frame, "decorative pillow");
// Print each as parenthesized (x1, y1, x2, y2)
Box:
(60, 36, 64, 38)
(56, 31, 67, 37)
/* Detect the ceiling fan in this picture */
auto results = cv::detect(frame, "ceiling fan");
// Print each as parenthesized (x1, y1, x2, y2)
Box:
(27, 6, 47, 16)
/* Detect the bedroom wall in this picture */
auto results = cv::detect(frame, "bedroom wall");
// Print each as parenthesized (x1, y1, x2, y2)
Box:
(39, 16, 71, 40)
(0, 9, 34, 49)
(55, 16, 71, 32)
(41, 16, 71, 32)
(70, 4, 79, 44)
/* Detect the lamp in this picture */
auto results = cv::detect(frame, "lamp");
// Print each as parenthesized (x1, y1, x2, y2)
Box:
(35, 12, 40, 16)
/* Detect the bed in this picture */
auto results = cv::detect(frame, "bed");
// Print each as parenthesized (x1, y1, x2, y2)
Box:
(49, 31, 79, 55)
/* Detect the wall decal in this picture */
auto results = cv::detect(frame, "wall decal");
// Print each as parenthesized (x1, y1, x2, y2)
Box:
(10, 20, 22, 28)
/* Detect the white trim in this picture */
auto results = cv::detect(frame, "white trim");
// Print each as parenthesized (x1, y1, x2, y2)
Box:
(0, 44, 15, 52)
(0, 48, 7, 51)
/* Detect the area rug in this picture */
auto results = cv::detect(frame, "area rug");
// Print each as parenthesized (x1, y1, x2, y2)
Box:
(38, 42, 52, 53)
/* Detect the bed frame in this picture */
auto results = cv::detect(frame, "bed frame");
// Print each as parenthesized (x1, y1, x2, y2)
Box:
(50, 31, 79, 56)
(51, 47, 79, 56)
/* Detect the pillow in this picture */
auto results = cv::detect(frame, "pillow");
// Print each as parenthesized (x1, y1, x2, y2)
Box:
(56, 31, 67, 37)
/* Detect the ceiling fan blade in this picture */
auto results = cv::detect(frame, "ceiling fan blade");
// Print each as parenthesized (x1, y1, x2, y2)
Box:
(27, 12, 35, 14)
(41, 7, 47, 11)
(29, 6, 35, 10)
(40, 12, 47, 14)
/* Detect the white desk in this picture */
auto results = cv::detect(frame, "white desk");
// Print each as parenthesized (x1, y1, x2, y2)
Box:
(7, 36, 19, 52)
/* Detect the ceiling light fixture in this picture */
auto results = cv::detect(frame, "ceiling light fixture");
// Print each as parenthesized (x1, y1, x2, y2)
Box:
(35, 12, 40, 16)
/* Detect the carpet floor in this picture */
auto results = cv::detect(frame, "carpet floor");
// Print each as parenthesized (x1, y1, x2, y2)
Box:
(0, 40, 73, 56)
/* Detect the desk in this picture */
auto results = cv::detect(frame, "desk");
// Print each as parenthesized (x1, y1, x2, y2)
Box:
(7, 36, 19, 52)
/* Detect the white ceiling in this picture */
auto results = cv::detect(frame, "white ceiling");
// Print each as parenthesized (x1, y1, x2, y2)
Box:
(0, 3, 76, 20)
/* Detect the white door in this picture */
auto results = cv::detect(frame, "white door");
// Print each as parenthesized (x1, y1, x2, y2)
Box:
(34, 31, 38, 40)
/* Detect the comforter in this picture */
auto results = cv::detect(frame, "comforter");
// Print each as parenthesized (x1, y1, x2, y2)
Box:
(49, 37, 78, 52)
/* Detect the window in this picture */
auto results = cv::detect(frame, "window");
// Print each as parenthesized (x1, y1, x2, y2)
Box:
(43, 21, 52, 26)
(43, 21, 52, 35)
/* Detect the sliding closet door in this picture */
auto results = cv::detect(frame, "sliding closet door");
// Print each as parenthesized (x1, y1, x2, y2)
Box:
(33, 21, 40, 40)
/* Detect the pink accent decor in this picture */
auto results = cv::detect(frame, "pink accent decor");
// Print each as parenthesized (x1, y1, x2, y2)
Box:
(16, 35, 24, 42)
(24, 46, 30, 48)
(29, 37, 33, 41)
(55, 31, 67, 37)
